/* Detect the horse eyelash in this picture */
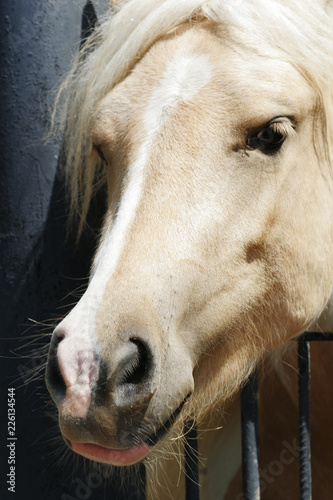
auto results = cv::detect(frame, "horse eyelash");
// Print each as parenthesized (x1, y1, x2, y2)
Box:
(270, 119, 296, 138)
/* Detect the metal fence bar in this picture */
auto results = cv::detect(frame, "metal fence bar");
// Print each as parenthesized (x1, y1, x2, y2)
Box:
(297, 332, 333, 499)
(238, 332, 333, 500)
(241, 369, 260, 500)
(298, 339, 312, 500)
(184, 422, 200, 500)
(298, 331, 333, 342)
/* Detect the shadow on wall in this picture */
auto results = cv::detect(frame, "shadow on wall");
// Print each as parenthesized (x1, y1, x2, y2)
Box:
(0, 1, 144, 499)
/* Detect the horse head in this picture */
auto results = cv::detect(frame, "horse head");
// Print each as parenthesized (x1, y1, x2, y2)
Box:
(46, 0, 333, 467)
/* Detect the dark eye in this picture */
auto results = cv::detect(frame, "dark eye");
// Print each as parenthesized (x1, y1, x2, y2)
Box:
(246, 118, 294, 155)
(94, 145, 108, 165)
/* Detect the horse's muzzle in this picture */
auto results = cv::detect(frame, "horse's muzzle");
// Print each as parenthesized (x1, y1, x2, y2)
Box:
(45, 330, 157, 448)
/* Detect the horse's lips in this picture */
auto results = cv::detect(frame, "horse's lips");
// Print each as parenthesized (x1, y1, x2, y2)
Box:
(71, 441, 152, 466)
(69, 394, 191, 465)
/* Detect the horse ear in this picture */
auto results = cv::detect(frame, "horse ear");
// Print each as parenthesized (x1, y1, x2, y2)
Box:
(81, 0, 99, 48)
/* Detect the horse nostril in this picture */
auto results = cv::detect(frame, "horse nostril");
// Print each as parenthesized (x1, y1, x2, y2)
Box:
(117, 338, 152, 387)
(45, 333, 66, 406)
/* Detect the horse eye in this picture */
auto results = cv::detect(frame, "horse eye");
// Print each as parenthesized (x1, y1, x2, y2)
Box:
(247, 120, 290, 154)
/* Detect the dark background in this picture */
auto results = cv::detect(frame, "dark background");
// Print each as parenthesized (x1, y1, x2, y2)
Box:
(0, 1, 144, 498)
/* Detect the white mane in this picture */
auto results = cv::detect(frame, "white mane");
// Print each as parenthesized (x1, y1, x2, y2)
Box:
(55, 0, 333, 232)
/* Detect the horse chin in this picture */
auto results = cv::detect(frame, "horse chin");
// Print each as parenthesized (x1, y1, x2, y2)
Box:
(70, 441, 152, 466)
(64, 392, 191, 466)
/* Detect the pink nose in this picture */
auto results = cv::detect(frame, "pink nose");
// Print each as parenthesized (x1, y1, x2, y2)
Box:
(57, 334, 99, 418)
(46, 331, 154, 419)
(45, 331, 99, 418)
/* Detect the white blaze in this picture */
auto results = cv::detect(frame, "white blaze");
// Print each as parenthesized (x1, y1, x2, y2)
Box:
(92, 53, 212, 291)
(55, 53, 212, 417)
